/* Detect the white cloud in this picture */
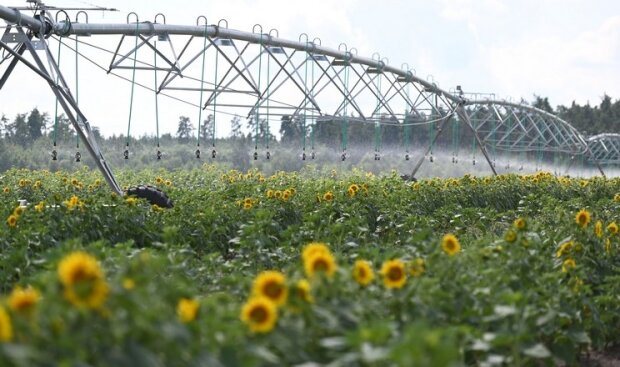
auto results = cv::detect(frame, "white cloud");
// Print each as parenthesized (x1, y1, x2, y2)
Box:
(484, 15, 620, 106)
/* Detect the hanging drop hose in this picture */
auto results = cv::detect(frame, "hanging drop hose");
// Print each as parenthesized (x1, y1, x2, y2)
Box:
(51, 37, 61, 161)
(374, 73, 381, 160)
(212, 48, 219, 158)
(452, 117, 459, 163)
(254, 32, 263, 160)
(471, 118, 477, 165)
(428, 116, 435, 163)
(154, 41, 161, 160)
(196, 24, 208, 159)
(310, 48, 316, 159)
(301, 42, 309, 160)
(124, 22, 140, 160)
(264, 43, 270, 160)
(341, 62, 349, 161)
(74, 34, 81, 162)
(404, 113, 411, 161)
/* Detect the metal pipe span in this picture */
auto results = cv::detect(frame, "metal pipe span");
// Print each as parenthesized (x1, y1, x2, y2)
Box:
(0, 4, 460, 105)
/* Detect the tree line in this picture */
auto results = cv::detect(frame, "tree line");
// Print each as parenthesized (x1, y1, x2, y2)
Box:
(0, 94, 618, 173)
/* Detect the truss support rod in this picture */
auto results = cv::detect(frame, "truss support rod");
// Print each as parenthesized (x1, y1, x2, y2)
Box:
(0, 31, 123, 195)
(409, 112, 453, 178)
(456, 105, 499, 176)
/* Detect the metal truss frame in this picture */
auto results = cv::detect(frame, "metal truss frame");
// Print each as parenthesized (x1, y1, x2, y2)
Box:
(0, 4, 613, 190)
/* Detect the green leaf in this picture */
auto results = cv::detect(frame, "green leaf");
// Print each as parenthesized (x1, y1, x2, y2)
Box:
(523, 343, 551, 359)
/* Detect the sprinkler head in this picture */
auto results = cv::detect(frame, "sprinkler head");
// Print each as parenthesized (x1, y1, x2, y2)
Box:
(212, 149, 217, 159)
(341, 152, 347, 161)
(473, 158, 476, 166)
(302, 152, 306, 161)
(311, 151, 316, 160)
(75, 151, 81, 162)
(429, 155, 434, 163)
(51, 150, 57, 161)
(266, 151, 271, 160)
(195, 149, 201, 159)
(123, 149, 129, 160)
(156, 150, 162, 160)
(253, 151, 258, 160)
(405, 154, 410, 161)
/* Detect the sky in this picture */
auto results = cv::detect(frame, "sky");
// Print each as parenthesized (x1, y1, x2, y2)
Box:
(1, 0, 619, 138)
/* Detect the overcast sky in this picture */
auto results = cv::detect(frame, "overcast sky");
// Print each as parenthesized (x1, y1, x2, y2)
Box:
(1, 0, 619, 137)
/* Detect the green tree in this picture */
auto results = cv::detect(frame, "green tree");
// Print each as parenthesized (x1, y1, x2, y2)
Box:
(13, 113, 29, 145)
(27, 108, 48, 141)
(176, 116, 194, 142)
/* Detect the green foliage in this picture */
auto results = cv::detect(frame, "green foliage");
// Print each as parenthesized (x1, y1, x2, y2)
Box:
(0, 168, 620, 365)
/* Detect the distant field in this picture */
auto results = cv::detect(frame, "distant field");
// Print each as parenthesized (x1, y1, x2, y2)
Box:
(1, 166, 619, 366)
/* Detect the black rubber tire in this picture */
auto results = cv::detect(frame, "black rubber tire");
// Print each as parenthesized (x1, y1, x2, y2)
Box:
(400, 174, 418, 182)
(126, 185, 174, 208)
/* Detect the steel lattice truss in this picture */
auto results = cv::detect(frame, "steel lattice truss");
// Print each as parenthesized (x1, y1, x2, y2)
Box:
(587, 134, 620, 165)
(0, 3, 615, 191)
(461, 100, 588, 156)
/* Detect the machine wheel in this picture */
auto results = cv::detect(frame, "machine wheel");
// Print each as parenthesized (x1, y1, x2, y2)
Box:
(126, 185, 174, 208)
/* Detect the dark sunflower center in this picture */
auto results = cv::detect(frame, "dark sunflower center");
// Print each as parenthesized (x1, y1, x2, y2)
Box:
(388, 267, 403, 281)
(264, 282, 283, 299)
(313, 258, 328, 272)
(250, 306, 268, 323)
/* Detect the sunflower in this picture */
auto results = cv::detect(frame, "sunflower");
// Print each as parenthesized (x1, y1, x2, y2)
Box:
(58, 251, 109, 309)
(243, 202, 253, 210)
(514, 218, 527, 230)
(410, 258, 425, 277)
(0, 307, 12, 342)
(58, 251, 103, 286)
(575, 209, 591, 228)
(295, 279, 314, 303)
(64, 195, 82, 210)
(302, 242, 331, 262)
(63, 280, 109, 309)
(18, 179, 27, 188)
(240, 297, 278, 333)
(274, 190, 282, 199)
(348, 184, 359, 193)
(125, 197, 138, 206)
(562, 258, 576, 273)
(504, 230, 517, 243)
(122, 278, 136, 290)
(6, 215, 17, 228)
(614, 193, 620, 202)
(34, 201, 45, 212)
(282, 190, 291, 201)
(266, 189, 274, 199)
(323, 191, 334, 201)
(252, 271, 288, 306)
(381, 259, 407, 289)
(2, 187, 9, 194)
(595, 220, 603, 238)
(155, 177, 163, 184)
(352, 260, 374, 286)
(556, 241, 573, 257)
(304, 252, 337, 279)
(608, 222, 618, 235)
(177, 298, 200, 323)
(8, 286, 40, 315)
(13, 206, 24, 217)
(165, 180, 172, 186)
(347, 187, 356, 197)
(441, 234, 461, 256)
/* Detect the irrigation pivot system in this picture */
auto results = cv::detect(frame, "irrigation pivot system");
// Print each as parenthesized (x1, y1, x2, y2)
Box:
(0, 2, 615, 204)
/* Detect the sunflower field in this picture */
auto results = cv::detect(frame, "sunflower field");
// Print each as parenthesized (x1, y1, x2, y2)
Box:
(1, 165, 620, 366)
